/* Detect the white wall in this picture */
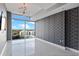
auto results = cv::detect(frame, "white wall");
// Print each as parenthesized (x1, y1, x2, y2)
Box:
(0, 3, 7, 54)
(0, 31, 6, 54)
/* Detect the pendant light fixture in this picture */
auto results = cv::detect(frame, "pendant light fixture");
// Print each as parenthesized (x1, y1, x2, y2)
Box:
(18, 3, 27, 14)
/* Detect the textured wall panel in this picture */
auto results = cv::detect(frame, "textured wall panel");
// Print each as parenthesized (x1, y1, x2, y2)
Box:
(54, 12, 65, 46)
(36, 20, 44, 39)
(65, 7, 79, 50)
(36, 11, 65, 46)
(36, 7, 79, 50)
(43, 17, 49, 41)
(49, 15, 55, 43)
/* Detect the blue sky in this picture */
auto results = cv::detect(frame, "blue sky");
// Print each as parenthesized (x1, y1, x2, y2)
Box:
(12, 14, 35, 30)
(12, 14, 31, 20)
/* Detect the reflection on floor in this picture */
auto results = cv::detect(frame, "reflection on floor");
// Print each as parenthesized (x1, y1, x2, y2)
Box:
(3, 38, 78, 56)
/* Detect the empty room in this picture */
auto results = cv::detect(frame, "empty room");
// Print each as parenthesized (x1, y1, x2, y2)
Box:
(0, 3, 79, 56)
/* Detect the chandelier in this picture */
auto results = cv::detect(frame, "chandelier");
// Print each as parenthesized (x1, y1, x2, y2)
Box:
(18, 3, 27, 14)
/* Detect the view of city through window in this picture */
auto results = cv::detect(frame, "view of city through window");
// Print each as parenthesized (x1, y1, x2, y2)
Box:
(12, 14, 35, 39)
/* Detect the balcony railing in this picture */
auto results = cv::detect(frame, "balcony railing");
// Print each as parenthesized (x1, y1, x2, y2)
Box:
(12, 30, 35, 39)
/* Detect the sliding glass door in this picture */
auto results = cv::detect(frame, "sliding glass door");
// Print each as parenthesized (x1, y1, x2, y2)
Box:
(24, 21, 35, 38)
(12, 19, 25, 39)
(12, 19, 35, 40)
(11, 14, 35, 56)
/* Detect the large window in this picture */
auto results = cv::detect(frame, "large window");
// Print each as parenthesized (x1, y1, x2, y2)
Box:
(12, 14, 35, 30)
(12, 14, 35, 39)
(12, 19, 25, 30)
(12, 19, 35, 30)
(12, 14, 31, 20)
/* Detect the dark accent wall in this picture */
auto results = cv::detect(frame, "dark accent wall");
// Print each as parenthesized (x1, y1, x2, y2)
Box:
(54, 12, 65, 46)
(65, 7, 79, 50)
(7, 11, 12, 40)
(36, 7, 79, 50)
(36, 11, 65, 46)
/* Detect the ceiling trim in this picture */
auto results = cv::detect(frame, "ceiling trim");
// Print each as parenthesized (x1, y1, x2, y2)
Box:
(32, 3, 79, 21)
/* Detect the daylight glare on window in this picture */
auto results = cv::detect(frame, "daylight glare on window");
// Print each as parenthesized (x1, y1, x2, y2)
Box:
(12, 14, 35, 30)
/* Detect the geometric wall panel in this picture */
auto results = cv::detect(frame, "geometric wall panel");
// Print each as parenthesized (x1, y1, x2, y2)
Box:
(54, 12, 65, 46)
(36, 11, 65, 46)
(65, 7, 79, 50)
(35, 7, 79, 50)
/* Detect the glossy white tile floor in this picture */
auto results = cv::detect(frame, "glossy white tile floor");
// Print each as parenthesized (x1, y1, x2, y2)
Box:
(3, 38, 78, 56)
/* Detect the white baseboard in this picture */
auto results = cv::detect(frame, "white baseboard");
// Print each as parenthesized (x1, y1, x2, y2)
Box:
(65, 47, 79, 54)
(36, 38, 65, 50)
(36, 38, 79, 54)
(0, 42, 7, 56)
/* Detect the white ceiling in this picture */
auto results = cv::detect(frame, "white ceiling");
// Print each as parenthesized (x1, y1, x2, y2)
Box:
(5, 3, 79, 21)
(5, 3, 55, 16)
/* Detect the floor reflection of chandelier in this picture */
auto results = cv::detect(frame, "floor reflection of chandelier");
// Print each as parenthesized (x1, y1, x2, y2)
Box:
(19, 3, 27, 14)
